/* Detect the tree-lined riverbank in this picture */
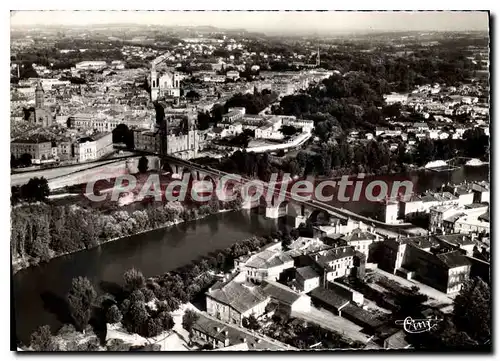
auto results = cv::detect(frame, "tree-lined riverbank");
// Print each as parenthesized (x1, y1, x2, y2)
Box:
(11, 195, 242, 273)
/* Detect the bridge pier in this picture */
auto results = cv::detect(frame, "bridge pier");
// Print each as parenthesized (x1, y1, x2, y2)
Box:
(294, 215, 307, 228)
(265, 202, 288, 219)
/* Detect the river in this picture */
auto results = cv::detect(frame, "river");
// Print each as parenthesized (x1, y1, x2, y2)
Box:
(13, 211, 283, 345)
(12, 165, 489, 345)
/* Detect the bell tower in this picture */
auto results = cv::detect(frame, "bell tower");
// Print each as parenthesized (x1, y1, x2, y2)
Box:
(35, 81, 44, 108)
(151, 65, 159, 101)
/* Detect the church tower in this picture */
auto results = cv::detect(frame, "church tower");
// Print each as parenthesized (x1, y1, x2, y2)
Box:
(151, 65, 159, 101)
(316, 47, 320, 67)
(35, 81, 44, 108)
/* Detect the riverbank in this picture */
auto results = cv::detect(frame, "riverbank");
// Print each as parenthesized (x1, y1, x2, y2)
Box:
(13, 213, 281, 345)
(11, 199, 239, 274)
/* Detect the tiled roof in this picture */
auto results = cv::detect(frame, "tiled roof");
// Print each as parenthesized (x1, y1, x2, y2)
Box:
(437, 250, 471, 269)
(245, 250, 293, 270)
(296, 266, 319, 280)
(385, 330, 410, 349)
(479, 212, 490, 222)
(436, 234, 475, 246)
(309, 287, 350, 310)
(260, 280, 302, 306)
(342, 229, 376, 243)
(316, 246, 356, 265)
(400, 236, 437, 249)
(206, 281, 268, 313)
(192, 313, 288, 350)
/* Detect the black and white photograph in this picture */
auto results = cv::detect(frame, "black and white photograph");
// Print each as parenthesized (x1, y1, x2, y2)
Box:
(8, 10, 491, 352)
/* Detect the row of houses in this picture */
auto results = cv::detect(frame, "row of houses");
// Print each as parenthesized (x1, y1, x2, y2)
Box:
(383, 180, 490, 225)
(11, 132, 113, 163)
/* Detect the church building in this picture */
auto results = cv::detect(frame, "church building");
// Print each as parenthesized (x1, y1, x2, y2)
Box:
(23, 81, 53, 127)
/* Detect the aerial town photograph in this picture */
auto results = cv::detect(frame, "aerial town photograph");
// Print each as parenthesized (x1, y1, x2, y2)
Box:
(9, 10, 491, 352)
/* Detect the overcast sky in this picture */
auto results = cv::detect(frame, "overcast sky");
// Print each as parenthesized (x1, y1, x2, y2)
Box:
(10, 11, 489, 33)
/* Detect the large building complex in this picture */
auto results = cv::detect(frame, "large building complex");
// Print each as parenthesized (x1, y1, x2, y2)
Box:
(150, 55, 186, 101)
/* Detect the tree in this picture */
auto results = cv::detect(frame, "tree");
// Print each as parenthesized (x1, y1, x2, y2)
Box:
(68, 336, 101, 351)
(123, 268, 145, 293)
(281, 236, 292, 251)
(197, 111, 211, 130)
(130, 289, 146, 304)
(20, 177, 50, 202)
(182, 309, 199, 333)
(158, 311, 175, 331)
(242, 314, 260, 330)
(146, 317, 164, 337)
(29, 325, 58, 351)
(11, 154, 18, 168)
(124, 301, 149, 335)
(453, 277, 491, 342)
(138, 156, 149, 174)
(106, 304, 123, 324)
(185, 90, 200, 102)
(107, 339, 130, 351)
(67, 276, 97, 332)
(141, 288, 155, 303)
(112, 124, 134, 149)
(280, 125, 298, 136)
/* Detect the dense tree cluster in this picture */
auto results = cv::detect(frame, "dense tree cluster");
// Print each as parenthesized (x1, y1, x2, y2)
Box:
(275, 72, 387, 131)
(13, 40, 126, 73)
(11, 153, 34, 168)
(112, 124, 134, 149)
(216, 124, 489, 180)
(224, 91, 278, 115)
(98, 235, 274, 339)
(408, 278, 491, 351)
(29, 325, 58, 351)
(119, 288, 175, 338)
(220, 151, 279, 182)
(11, 177, 50, 204)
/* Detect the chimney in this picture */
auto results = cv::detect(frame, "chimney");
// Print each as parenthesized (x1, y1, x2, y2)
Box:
(215, 326, 221, 332)
(224, 330, 229, 337)
(242, 337, 247, 343)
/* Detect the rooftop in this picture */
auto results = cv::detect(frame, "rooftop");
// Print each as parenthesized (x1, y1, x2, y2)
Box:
(309, 287, 350, 310)
(206, 280, 268, 314)
(435, 234, 475, 247)
(400, 236, 438, 250)
(465, 202, 489, 209)
(315, 246, 356, 266)
(192, 312, 288, 351)
(384, 330, 411, 349)
(244, 249, 293, 270)
(260, 280, 302, 306)
(296, 266, 320, 281)
(342, 229, 377, 243)
(437, 250, 471, 269)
